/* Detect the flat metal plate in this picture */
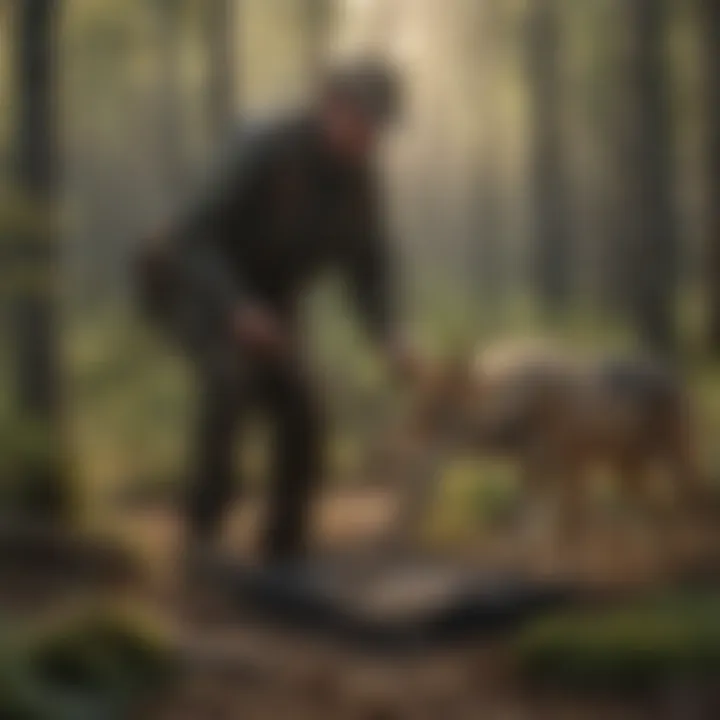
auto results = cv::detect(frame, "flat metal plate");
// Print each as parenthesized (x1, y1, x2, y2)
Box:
(206, 554, 577, 651)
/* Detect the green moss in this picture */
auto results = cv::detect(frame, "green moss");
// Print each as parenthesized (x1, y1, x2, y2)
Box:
(516, 593, 720, 691)
(0, 607, 176, 720)
(0, 416, 81, 525)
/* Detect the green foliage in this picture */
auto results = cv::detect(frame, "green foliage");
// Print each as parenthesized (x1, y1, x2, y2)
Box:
(66, 307, 190, 500)
(515, 593, 720, 691)
(429, 459, 521, 542)
(0, 415, 80, 525)
(0, 607, 175, 720)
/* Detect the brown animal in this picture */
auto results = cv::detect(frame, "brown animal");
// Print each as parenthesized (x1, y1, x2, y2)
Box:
(386, 339, 704, 548)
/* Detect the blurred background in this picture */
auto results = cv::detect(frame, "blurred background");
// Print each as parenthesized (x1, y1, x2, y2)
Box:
(2, 1, 720, 718)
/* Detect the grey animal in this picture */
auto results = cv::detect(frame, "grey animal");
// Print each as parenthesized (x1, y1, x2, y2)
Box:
(386, 339, 704, 547)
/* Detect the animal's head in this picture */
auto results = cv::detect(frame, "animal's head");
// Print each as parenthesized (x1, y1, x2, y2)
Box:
(355, 351, 482, 485)
(405, 352, 481, 441)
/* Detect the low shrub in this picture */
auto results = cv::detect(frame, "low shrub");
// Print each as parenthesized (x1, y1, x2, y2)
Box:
(515, 593, 720, 692)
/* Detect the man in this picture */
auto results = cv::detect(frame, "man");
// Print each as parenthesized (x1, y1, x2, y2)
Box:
(141, 60, 414, 565)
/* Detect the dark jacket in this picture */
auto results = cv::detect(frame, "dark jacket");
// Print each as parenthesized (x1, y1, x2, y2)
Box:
(172, 113, 395, 343)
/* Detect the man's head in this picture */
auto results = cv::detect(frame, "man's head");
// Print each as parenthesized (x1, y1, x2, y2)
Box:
(318, 59, 401, 163)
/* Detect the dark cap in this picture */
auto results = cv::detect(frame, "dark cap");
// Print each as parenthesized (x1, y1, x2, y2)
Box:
(322, 58, 402, 124)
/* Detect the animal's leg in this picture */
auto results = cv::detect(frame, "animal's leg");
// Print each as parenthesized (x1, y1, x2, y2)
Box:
(612, 453, 652, 558)
(518, 446, 554, 538)
(516, 443, 576, 569)
(621, 452, 674, 530)
(620, 452, 680, 567)
(663, 427, 706, 518)
(616, 453, 647, 515)
(555, 456, 589, 555)
(384, 435, 454, 555)
(653, 426, 710, 563)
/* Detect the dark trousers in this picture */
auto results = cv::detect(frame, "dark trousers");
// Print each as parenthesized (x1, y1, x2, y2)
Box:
(187, 348, 324, 564)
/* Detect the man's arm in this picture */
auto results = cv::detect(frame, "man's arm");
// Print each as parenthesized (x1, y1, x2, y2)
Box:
(346, 193, 396, 347)
(345, 179, 425, 380)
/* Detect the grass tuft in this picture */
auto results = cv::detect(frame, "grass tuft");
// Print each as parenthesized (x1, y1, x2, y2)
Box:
(515, 592, 720, 692)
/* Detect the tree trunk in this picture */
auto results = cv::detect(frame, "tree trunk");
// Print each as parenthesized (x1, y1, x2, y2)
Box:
(154, 0, 186, 207)
(205, 0, 237, 140)
(11, 0, 70, 523)
(526, 0, 571, 317)
(304, 0, 332, 84)
(471, 0, 505, 314)
(595, 0, 632, 316)
(14, 0, 59, 418)
(703, 0, 720, 353)
(624, 0, 678, 354)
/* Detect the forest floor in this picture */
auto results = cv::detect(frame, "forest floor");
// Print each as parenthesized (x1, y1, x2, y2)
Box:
(143, 490, 720, 719)
(4, 488, 720, 719)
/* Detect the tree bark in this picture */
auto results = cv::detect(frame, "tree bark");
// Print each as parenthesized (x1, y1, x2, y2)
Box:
(304, 0, 332, 84)
(526, 0, 572, 317)
(624, 0, 678, 354)
(154, 0, 187, 206)
(13, 0, 60, 419)
(596, 0, 632, 316)
(205, 0, 237, 140)
(703, 0, 720, 353)
(471, 0, 505, 312)
(10, 0, 73, 524)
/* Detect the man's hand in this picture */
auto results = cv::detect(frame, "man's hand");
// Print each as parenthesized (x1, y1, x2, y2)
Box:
(135, 228, 179, 320)
(232, 304, 288, 358)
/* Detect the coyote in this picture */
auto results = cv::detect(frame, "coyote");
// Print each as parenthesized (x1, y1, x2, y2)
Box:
(388, 340, 703, 546)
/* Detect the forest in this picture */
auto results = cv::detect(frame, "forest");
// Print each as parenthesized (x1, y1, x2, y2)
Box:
(1, 1, 720, 718)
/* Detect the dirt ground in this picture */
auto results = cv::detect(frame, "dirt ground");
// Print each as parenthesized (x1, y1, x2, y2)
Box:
(3, 488, 720, 719)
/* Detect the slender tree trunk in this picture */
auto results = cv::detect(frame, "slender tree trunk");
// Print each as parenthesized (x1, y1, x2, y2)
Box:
(703, 0, 720, 353)
(154, 0, 186, 207)
(304, 0, 331, 83)
(13, 0, 60, 418)
(625, 0, 678, 354)
(473, 166, 503, 306)
(596, 0, 632, 316)
(526, 0, 571, 317)
(10, 0, 72, 523)
(472, 0, 505, 312)
(205, 0, 237, 139)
